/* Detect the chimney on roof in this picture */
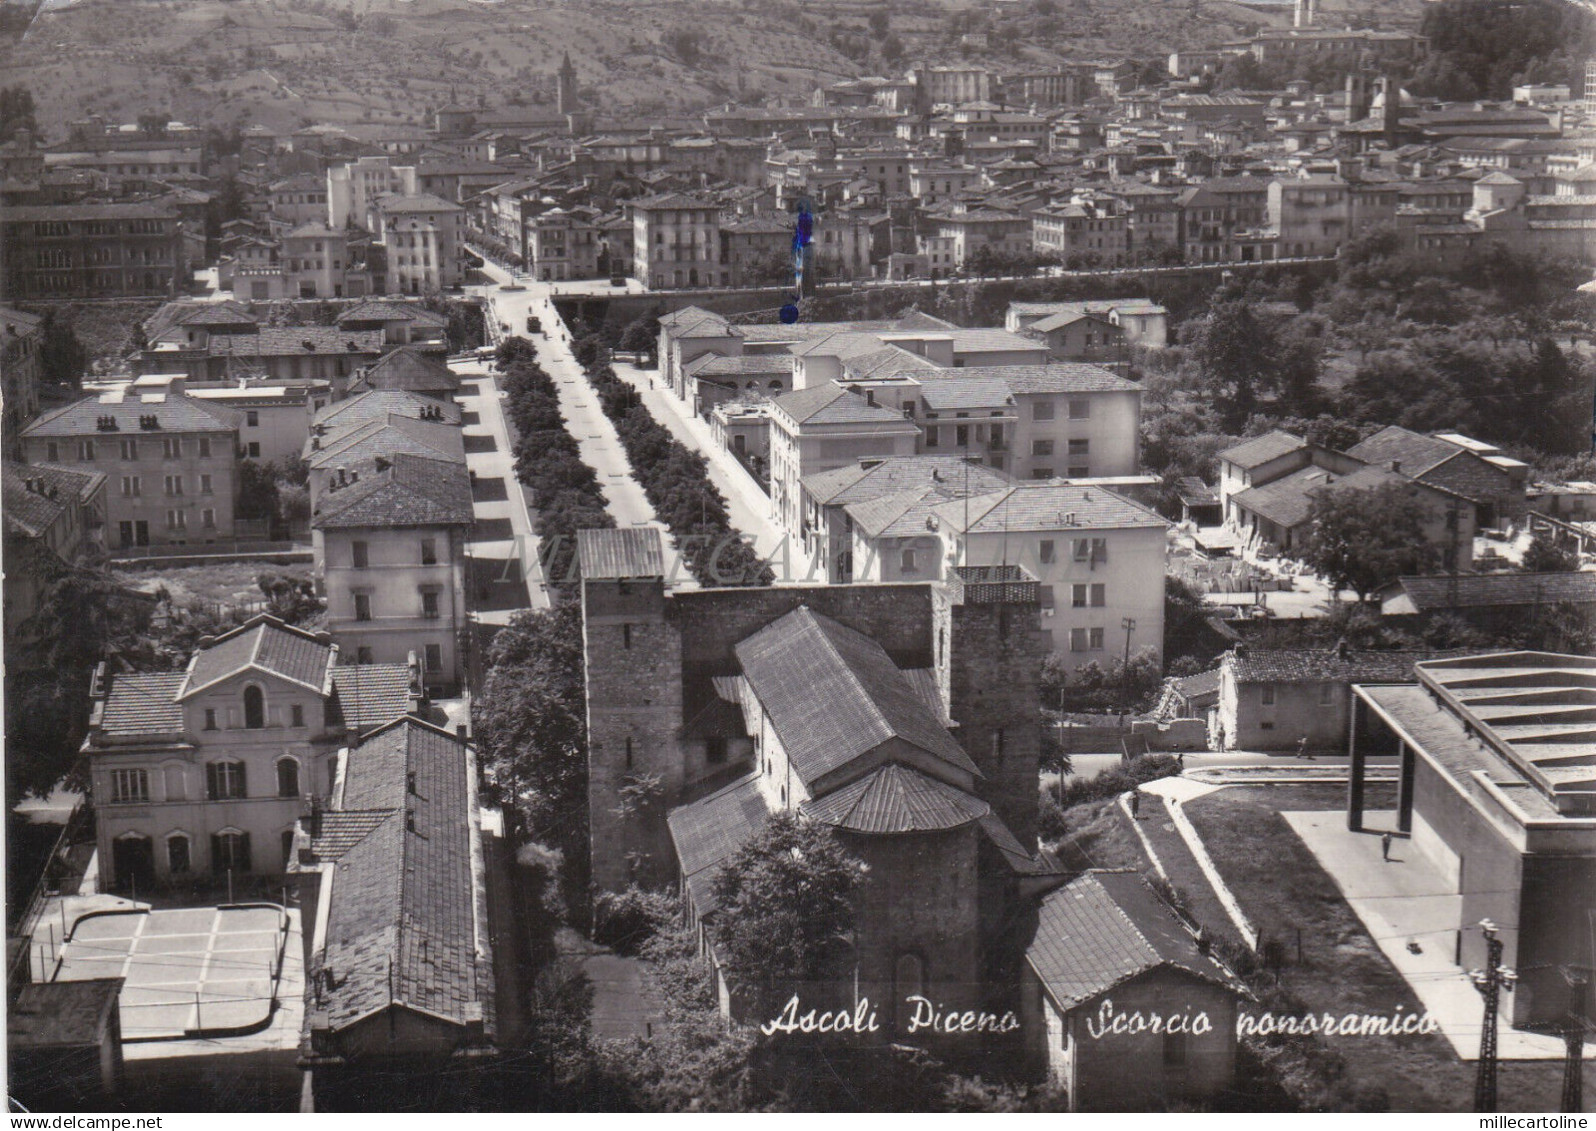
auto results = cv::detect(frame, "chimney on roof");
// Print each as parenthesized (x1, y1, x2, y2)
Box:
(1234, 642, 1249, 658)
(1335, 638, 1350, 660)
(374, 456, 391, 473)
(405, 809, 416, 832)
(337, 467, 347, 486)
(309, 795, 323, 839)
(1389, 459, 1401, 473)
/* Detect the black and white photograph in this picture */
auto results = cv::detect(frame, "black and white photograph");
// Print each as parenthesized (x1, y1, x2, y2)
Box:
(0, 0, 1594, 1115)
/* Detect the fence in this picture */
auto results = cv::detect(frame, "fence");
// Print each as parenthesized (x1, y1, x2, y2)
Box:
(11, 797, 91, 951)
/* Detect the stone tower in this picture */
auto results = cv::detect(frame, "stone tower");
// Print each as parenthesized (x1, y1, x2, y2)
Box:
(557, 52, 578, 116)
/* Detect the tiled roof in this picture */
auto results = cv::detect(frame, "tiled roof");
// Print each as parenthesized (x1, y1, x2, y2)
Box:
(144, 300, 257, 340)
(23, 392, 239, 438)
(934, 482, 1167, 534)
(1029, 309, 1113, 332)
(910, 362, 1140, 396)
(735, 607, 978, 783)
(330, 663, 418, 732)
(658, 305, 729, 333)
(666, 773, 770, 916)
(802, 762, 989, 833)
(684, 354, 794, 377)
(9, 979, 122, 1048)
(1226, 646, 1467, 684)
(772, 384, 917, 427)
(350, 347, 460, 395)
(0, 305, 43, 336)
(2, 462, 104, 539)
(918, 377, 1014, 412)
(1217, 429, 1307, 469)
(1026, 871, 1245, 1013)
(179, 614, 335, 699)
(374, 192, 462, 213)
(316, 719, 493, 1036)
(1395, 571, 1596, 610)
(1171, 668, 1222, 700)
(336, 301, 448, 327)
(577, 527, 665, 580)
(314, 455, 474, 529)
(2, 202, 177, 222)
(1228, 464, 1340, 529)
(844, 345, 935, 379)
(1348, 425, 1471, 480)
(208, 327, 385, 359)
(309, 810, 394, 859)
(309, 415, 465, 470)
(945, 328, 1051, 353)
(313, 390, 461, 431)
(99, 672, 187, 736)
(845, 486, 959, 538)
(802, 455, 1011, 507)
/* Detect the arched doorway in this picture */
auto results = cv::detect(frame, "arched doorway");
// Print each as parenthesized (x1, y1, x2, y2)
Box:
(113, 834, 155, 894)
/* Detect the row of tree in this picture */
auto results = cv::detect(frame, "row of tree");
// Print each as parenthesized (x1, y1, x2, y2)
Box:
(496, 337, 617, 584)
(572, 335, 773, 588)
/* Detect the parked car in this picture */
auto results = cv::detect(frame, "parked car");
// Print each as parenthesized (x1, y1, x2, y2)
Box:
(527, 315, 542, 334)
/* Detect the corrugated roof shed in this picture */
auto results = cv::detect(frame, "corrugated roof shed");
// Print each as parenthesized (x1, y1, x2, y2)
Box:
(577, 527, 665, 580)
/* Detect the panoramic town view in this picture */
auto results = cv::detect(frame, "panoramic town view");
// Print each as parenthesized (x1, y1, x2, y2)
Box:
(1, 0, 1594, 1115)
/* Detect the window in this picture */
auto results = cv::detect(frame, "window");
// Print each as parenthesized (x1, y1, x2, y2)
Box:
(78, 440, 95, 461)
(1074, 537, 1107, 563)
(201, 508, 215, 529)
(421, 537, 437, 565)
(198, 437, 210, 458)
(46, 442, 58, 462)
(121, 475, 140, 498)
(1072, 584, 1089, 607)
(354, 593, 372, 621)
(1261, 686, 1276, 706)
(1089, 583, 1106, 607)
(1040, 539, 1056, 564)
(1089, 626, 1104, 650)
(211, 830, 251, 873)
(901, 547, 917, 573)
(1068, 465, 1090, 478)
(1032, 400, 1055, 421)
(243, 685, 265, 729)
(421, 590, 440, 619)
(162, 438, 182, 458)
(110, 769, 149, 803)
(956, 425, 969, 446)
(247, 442, 261, 458)
(1032, 439, 1054, 457)
(356, 646, 374, 665)
(1068, 399, 1090, 420)
(203, 708, 217, 730)
(424, 643, 442, 672)
(120, 439, 137, 460)
(206, 761, 247, 800)
(166, 509, 186, 531)
(276, 758, 300, 798)
(246, 411, 259, 427)
(1068, 438, 1090, 456)
(164, 475, 183, 496)
(291, 703, 304, 728)
(167, 834, 191, 874)
(925, 425, 939, 447)
(1032, 468, 1053, 480)
(352, 540, 369, 568)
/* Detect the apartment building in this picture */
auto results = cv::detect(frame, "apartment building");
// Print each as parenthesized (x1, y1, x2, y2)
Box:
(312, 454, 474, 694)
(2, 305, 43, 459)
(22, 390, 239, 550)
(1, 203, 187, 300)
(632, 193, 722, 289)
(84, 615, 423, 890)
(327, 156, 418, 229)
(3, 461, 108, 646)
(930, 482, 1169, 663)
(269, 174, 331, 227)
(372, 193, 464, 293)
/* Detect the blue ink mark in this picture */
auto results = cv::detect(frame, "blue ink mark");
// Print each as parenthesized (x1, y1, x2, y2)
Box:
(784, 196, 815, 324)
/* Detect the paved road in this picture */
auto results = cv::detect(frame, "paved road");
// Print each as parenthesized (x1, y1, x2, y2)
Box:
(451, 356, 547, 617)
(608, 358, 786, 562)
(469, 262, 688, 584)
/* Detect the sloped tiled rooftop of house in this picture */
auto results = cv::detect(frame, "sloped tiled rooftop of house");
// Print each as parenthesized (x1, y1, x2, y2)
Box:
(98, 672, 189, 737)
(309, 415, 465, 469)
(336, 301, 448, 327)
(207, 327, 385, 359)
(329, 663, 418, 733)
(803, 455, 1012, 507)
(179, 614, 336, 698)
(1361, 652, 1596, 807)
(772, 383, 918, 428)
(1027, 871, 1245, 1013)
(1217, 429, 1308, 469)
(734, 606, 978, 783)
(935, 482, 1167, 534)
(1228, 646, 1466, 684)
(24, 392, 240, 437)
(918, 377, 1015, 412)
(1228, 464, 1341, 529)
(908, 362, 1140, 395)
(1347, 425, 1474, 479)
(1393, 571, 1596, 611)
(802, 762, 989, 834)
(313, 719, 493, 1036)
(845, 485, 960, 538)
(3, 462, 105, 539)
(576, 527, 665, 580)
(144, 300, 258, 340)
(350, 346, 460, 395)
(313, 390, 461, 431)
(374, 192, 463, 213)
(314, 455, 474, 530)
(666, 774, 769, 916)
(683, 354, 794, 378)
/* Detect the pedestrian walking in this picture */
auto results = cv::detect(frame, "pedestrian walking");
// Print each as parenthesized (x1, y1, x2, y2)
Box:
(1381, 831, 1393, 861)
(1130, 791, 1141, 819)
(1296, 735, 1310, 759)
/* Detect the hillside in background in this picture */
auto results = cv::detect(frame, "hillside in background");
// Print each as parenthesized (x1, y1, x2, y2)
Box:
(1, 0, 1424, 138)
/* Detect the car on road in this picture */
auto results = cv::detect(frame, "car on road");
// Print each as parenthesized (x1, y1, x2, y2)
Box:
(527, 315, 543, 334)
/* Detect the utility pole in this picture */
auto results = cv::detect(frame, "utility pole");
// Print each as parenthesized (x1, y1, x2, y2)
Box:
(1469, 919, 1517, 1113)
(1558, 970, 1589, 1114)
(1121, 616, 1136, 671)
